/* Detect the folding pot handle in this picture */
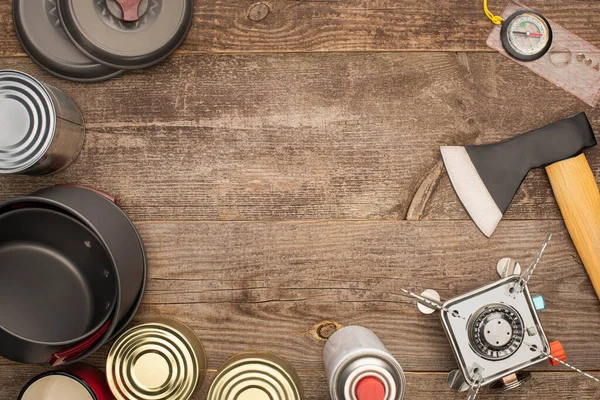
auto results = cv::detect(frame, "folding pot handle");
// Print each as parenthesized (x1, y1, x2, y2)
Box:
(65, 364, 115, 400)
(55, 184, 119, 205)
(115, 0, 142, 22)
(48, 321, 111, 366)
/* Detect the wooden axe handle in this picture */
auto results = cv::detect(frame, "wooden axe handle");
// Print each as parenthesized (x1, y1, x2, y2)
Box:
(546, 153, 600, 300)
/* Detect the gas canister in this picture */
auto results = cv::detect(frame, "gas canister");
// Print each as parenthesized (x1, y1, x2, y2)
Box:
(323, 326, 406, 400)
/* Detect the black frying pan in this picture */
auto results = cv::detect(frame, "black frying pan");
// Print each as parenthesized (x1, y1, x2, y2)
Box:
(0, 208, 118, 364)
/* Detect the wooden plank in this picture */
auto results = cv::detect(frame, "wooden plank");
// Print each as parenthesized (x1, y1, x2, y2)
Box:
(2, 0, 600, 55)
(1, 221, 600, 398)
(132, 220, 600, 372)
(0, 53, 599, 221)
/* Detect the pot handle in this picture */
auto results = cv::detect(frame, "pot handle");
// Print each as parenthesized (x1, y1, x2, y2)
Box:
(48, 321, 111, 366)
(115, 0, 142, 22)
(55, 184, 119, 205)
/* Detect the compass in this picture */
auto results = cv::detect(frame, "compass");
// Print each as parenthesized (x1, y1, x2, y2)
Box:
(501, 10, 552, 61)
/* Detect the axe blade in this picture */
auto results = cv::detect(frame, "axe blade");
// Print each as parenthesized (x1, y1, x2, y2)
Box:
(440, 146, 502, 237)
(441, 113, 596, 237)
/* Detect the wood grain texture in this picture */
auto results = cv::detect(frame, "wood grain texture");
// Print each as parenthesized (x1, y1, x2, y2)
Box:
(123, 220, 600, 372)
(2, 0, 600, 55)
(547, 154, 600, 301)
(3, 1, 600, 398)
(0, 53, 599, 221)
(1, 221, 600, 398)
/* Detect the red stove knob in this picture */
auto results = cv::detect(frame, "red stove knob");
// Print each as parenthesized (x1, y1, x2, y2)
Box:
(355, 376, 386, 400)
(549, 341, 566, 366)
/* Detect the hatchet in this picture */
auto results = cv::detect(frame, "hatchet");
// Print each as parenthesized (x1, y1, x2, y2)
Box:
(441, 112, 600, 299)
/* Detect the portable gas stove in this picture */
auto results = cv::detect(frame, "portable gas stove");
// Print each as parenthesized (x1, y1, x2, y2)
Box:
(402, 235, 599, 398)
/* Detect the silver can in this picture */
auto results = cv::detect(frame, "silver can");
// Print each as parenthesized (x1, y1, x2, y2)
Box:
(0, 70, 85, 175)
(323, 326, 406, 400)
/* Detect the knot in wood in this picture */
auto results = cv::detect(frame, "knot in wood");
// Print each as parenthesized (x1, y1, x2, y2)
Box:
(248, 2, 270, 21)
(317, 322, 339, 339)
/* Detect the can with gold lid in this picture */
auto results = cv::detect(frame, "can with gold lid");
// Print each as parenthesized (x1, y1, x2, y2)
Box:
(207, 352, 303, 400)
(106, 319, 206, 400)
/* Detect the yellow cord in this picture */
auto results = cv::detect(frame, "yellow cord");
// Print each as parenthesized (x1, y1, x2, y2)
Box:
(483, 0, 504, 25)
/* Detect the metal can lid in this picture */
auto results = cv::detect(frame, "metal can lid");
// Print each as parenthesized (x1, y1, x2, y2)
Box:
(0, 70, 56, 174)
(12, 0, 123, 83)
(107, 319, 206, 400)
(56, 0, 194, 70)
(207, 352, 303, 400)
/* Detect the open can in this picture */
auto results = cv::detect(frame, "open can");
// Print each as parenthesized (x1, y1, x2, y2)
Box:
(18, 364, 114, 400)
(323, 326, 406, 400)
(106, 319, 206, 400)
(0, 70, 85, 175)
(207, 352, 303, 400)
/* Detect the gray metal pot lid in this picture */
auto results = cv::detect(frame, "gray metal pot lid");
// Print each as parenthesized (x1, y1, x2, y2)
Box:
(56, 0, 194, 70)
(0, 71, 56, 174)
(12, 0, 123, 83)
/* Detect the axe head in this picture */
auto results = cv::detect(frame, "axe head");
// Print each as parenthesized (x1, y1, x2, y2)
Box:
(441, 112, 596, 237)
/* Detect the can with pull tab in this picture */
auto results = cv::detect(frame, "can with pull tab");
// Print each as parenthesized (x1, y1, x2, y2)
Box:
(323, 326, 406, 400)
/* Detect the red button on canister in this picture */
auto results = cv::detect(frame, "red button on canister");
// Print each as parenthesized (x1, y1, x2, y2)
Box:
(355, 376, 386, 400)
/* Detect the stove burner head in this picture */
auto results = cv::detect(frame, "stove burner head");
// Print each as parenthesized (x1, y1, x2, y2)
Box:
(468, 304, 524, 361)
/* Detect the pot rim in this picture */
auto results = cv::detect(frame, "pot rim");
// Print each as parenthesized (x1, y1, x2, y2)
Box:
(106, 250, 147, 342)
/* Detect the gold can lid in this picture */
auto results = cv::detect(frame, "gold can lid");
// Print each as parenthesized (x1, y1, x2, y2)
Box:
(107, 319, 206, 400)
(207, 352, 303, 400)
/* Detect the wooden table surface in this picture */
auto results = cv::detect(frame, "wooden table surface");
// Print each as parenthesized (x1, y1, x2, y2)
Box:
(2, 0, 600, 398)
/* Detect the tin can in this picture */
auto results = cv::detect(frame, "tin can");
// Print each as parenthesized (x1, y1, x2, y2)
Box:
(106, 319, 206, 400)
(207, 352, 303, 400)
(18, 364, 113, 400)
(0, 70, 85, 175)
(323, 326, 406, 400)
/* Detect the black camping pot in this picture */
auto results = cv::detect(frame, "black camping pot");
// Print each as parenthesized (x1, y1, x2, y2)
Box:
(0, 185, 147, 365)
(0, 207, 118, 364)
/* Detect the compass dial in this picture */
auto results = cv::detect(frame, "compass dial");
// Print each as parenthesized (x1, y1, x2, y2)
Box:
(501, 10, 553, 61)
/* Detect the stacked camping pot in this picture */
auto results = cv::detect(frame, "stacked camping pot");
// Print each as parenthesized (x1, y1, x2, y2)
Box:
(13, 0, 194, 82)
(0, 183, 147, 365)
